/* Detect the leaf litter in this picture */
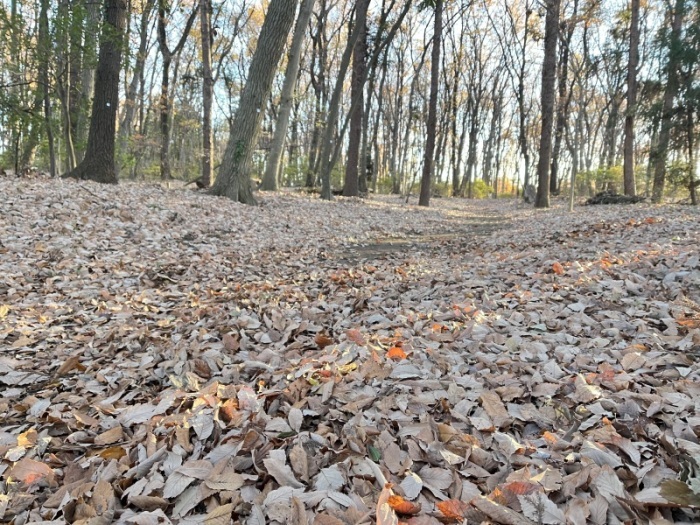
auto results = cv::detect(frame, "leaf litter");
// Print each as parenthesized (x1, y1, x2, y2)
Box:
(0, 176, 699, 524)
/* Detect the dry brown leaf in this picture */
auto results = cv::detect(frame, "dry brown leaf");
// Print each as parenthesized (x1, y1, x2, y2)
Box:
(7, 457, 55, 486)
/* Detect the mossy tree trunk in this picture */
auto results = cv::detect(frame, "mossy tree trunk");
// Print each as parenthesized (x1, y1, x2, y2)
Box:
(210, 0, 297, 204)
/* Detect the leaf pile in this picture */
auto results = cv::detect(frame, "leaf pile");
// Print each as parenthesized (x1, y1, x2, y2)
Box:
(1, 177, 699, 524)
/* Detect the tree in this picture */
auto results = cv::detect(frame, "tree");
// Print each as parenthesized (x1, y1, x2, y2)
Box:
(64, 0, 128, 183)
(200, 0, 214, 188)
(550, 0, 579, 195)
(118, 0, 156, 171)
(534, 0, 561, 209)
(651, 0, 685, 203)
(418, 0, 443, 207)
(157, 0, 198, 180)
(343, 0, 369, 197)
(623, 0, 640, 196)
(262, 0, 316, 191)
(318, 7, 365, 200)
(209, 0, 298, 203)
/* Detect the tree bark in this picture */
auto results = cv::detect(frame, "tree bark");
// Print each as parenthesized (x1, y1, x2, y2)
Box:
(318, 8, 364, 200)
(418, 0, 443, 207)
(63, 0, 127, 183)
(651, 0, 684, 203)
(39, 0, 56, 177)
(623, 0, 640, 196)
(343, 0, 369, 197)
(118, 0, 155, 154)
(534, 0, 560, 209)
(157, 0, 198, 180)
(550, 0, 577, 195)
(200, 0, 214, 188)
(263, 0, 315, 191)
(210, 0, 298, 203)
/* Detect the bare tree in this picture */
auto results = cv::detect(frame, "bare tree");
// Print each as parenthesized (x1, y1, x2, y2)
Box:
(534, 0, 561, 208)
(622, 0, 640, 196)
(209, 0, 298, 203)
(651, 0, 685, 203)
(157, 0, 198, 180)
(199, 0, 214, 188)
(263, 0, 316, 191)
(419, 0, 443, 207)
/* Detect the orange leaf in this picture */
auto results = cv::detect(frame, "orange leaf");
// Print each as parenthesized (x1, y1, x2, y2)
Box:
(552, 262, 565, 275)
(678, 318, 700, 329)
(490, 487, 508, 505)
(542, 431, 558, 445)
(315, 333, 334, 349)
(97, 446, 127, 460)
(387, 495, 421, 515)
(436, 499, 470, 521)
(502, 481, 539, 496)
(387, 347, 407, 361)
(346, 328, 366, 345)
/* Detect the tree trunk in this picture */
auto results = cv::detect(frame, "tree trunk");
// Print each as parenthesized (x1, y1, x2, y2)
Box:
(76, 0, 102, 156)
(550, 0, 577, 195)
(651, 0, 684, 203)
(39, 0, 56, 176)
(157, 0, 198, 180)
(210, 0, 298, 203)
(200, 0, 214, 188)
(687, 106, 697, 205)
(119, 0, 155, 154)
(623, 0, 640, 196)
(318, 9, 364, 200)
(342, 0, 369, 197)
(63, 0, 127, 183)
(263, 0, 315, 191)
(56, 0, 77, 173)
(534, 0, 560, 209)
(418, 0, 442, 207)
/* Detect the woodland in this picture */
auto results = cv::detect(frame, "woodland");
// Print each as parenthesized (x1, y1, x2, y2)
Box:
(1, 0, 700, 524)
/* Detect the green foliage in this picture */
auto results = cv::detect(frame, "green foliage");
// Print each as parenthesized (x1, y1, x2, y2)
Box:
(579, 165, 623, 192)
(376, 176, 395, 194)
(666, 161, 697, 197)
(282, 158, 309, 187)
(431, 181, 451, 198)
(471, 179, 492, 199)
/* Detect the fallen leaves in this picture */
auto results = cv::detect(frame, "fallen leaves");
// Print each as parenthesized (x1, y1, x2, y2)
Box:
(1, 177, 699, 523)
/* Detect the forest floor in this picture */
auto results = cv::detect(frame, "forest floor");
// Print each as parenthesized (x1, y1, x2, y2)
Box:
(1, 175, 699, 525)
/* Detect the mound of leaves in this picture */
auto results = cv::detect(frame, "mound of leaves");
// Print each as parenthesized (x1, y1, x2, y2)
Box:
(586, 191, 646, 205)
(1, 177, 699, 524)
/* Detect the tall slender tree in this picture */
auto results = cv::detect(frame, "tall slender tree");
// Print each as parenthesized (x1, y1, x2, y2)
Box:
(419, 0, 443, 207)
(651, 0, 685, 203)
(343, 0, 369, 197)
(262, 0, 316, 191)
(64, 0, 128, 183)
(199, 0, 214, 188)
(210, 0, 298, 203)
(534, 0, 561, 208)
(623, 0, 640, 196)
(157, 0, 198, 180)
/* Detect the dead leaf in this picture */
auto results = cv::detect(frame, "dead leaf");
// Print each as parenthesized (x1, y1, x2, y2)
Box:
(7, 457, 55, 486)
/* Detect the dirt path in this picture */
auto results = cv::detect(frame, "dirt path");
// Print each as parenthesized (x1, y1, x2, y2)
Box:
(337, 213, 509, 263)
